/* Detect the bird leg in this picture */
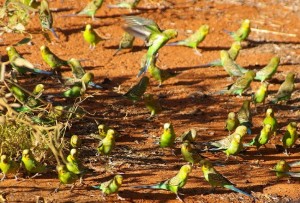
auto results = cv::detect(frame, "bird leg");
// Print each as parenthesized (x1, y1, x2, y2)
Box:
(14, 175, 18, 181)
(193, 48, 202, 56)
(117, 194, 125, 200)
(0, 174, 5, 181)
(70, 183, 75, 192)
(31, 173, 42, 179)
(176, 193, 184, 202)
(54, 183, 61, 193)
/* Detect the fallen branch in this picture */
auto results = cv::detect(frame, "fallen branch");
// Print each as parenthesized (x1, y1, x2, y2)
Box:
(251, 28, 297, 37)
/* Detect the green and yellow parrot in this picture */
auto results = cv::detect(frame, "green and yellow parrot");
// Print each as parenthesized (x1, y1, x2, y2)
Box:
(123, 76, 149, 102)
(70, 135, 82, 148)
(114, 32, 135, 56)
(263, 108, 277, 136)
(220, 50, 248, 77)
(180, 129, 197, 143)
(181, 141, 203, 165)
(282, 122, 298, 154)
(143, 93, 162, 117)
(167, 24, 209, 55)
(77, 0, 104, 20)
(249, 124, 272, 149)
(40, 45, 68, 71)
(201, 160, 253, 198)
(66, 149, 85, 184)
(132, 165, 192, 201)
(0, 155, 19, 181)
(56, 164, 78, 192)
(39, 0, 58, 38)
(237, 100, 252, 134)
(123, 16, 177, 77)
(83, 24, 105, 50)
(255, 56, 280, 82)
(92, 175, 123, 199)
(225, 19, 251, 42)
(21, 0, 40, 9)
(272, 160, 291, 179)
(272, 72, 295, 104)
(97, 129, 116, 156)
(98, 124, 109, 139)
(159, 123, 176, 148)
(225, 134, 243, 159)
(252, 82, 268, 107)
(225, 112, 239, 134)
(21, 149, 47, 176)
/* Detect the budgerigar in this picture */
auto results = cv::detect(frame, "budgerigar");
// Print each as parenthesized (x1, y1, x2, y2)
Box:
(6, 46, 52, 76)
(56, 164, 78, 192)
(77, 0, 104, 20)
(83, 24, 105, 50)
(271, 72, 295, 104)
(180, 129, 197, 142)
(282, 122, 298, 154)
(67, 58, 102, 89)
(39, 0, 58, 38)
(160, 123, 176, 148)
(98, 124, 109, 139)
(225, 112, 239, 134)
(272, 160, 291, 179)
(255, 56, 280, 82)
(92, 175, 123, 198)
(143, 93, 162, 117)
(10, 85, 27, 102)
(220, 50, 247, 77)
(21, 149, 47, 176)
(97, 129, 116, 156)
(66, 149, 85, 184)
(181, 141, 203, 165)
(62, 85, 85, 98)
(252, 82, 268, 107)
(249, 124, 272, 149)
(225, 134, 243, 159)
(167, 24, 209, 55)
(40, 45, 68, 71)
(224, 70, 256, 96)
(0, 155, 19, 181)
(113, 32, 135, 56)
(123, 16, 178, 77)
(263, 108, 277, 136)
(123, 76, 149, 102)
(132, 165, 192, 201)
(237, 100, 252, 134)
(201, 160, 253, 198)
(108, 0, 141, 12)
(209, 126, 247, 150)
(70, 135, 82, 148)
(225, 19, 251, 42)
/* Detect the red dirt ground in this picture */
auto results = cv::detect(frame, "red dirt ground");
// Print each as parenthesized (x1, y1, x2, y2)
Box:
(1, 0, 300, 202)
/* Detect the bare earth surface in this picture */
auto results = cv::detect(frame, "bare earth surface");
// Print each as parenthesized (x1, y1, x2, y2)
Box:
(1, 0, 300, 202)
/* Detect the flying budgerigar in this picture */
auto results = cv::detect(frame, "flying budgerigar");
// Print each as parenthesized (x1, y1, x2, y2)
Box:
(97, 129, 116, 156)
(108, 0, 141, 12)
(224, 19, 251, 42)
(160, 123, 176, 148)
(167, 24, 209, 55)
(181, 141, 204, 165)
(83, 24, 106, 50)
(132, 165, 192, 202)
(113, 32, 135, 56)
(92, 175, 124, 199)
(123, 16, 178, 77)
(0, 155, 19, 181)
(21, 149, 47, 177)
(123, 76, 149, 102)
(39, 0, 58, 38)
(200, 160, 253, 198)
(77, 0, 104, 20)
(271, 72, 295, 104)
(224, 70, 256, 96)
(6, 46, 53, 77)
(143, 93, 162, 117)
(255, 56, 280, 82)
(237, 100, 252, 134)
(225, 112, 239, 134)
(220, 50, 248, 77)
(180, 129, 197, 142)
(282, 122, 298, 155)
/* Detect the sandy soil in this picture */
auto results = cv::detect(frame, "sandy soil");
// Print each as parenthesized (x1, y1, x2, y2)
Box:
(0, 0, 300, 202)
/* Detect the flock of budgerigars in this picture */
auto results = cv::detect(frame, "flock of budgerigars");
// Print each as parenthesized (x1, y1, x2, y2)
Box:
(0, 0, 299, 202)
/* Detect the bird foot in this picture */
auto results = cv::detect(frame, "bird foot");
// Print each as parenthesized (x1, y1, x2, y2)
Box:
(54, 188, 59, 193)
(117, 194, 125, 200)
(30, 173, 41, 179)
(0, 175, 5, 181)
(176, 194, 184, 202)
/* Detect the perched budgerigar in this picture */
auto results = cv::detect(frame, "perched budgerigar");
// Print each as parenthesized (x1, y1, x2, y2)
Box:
(123, 16, 178, 77)
(132, 165, 192, 201)
(113, 32, 135, 56)
(160, 123, 176, 148)
(0, 155, 19, 181)
(123, 76, 149, 102)
(77, 0, 104, 20)
(70, 135, 82, 148)
(225, 112, 239, 134)
(167, 24, 209, 55)
(225, 19, 251, 42)
(263, 108, 277, 136)
(224, 70, 256, 96)
(92, 175, 123, 198)
(181, 141, 203, 165)
(6, 46, 53, 76)
(97, 129, 116, 156)
(83, 24, 106, 49)
(21, 149, 47, 176)
(209, 126, 247, 150)
(272, 160, 291, 179)
(143, 93, 162, 117)
(39, 0, 58, 38)
(249, 124, 272, 149)
(108, 0, 141, 12)
(180, 129, 197, 142)
(201, 160, 253, 198)
(56, 164, 78, 192)
(237, 100, 252, 134)
(40, 45, 68, 71)
(271, 72, 295, 104)
(255, 56, 280, 82)
(252, 82, 268, 107)
(220, 50, 248, 77)
(225, 134, 243, 159)
(282, 122, 298, 154)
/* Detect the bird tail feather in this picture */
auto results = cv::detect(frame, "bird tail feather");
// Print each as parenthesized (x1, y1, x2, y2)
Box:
(224, 185, 253, 198)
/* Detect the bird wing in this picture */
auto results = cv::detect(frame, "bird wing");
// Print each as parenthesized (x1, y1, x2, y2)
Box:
(13, 57, 35, 69)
